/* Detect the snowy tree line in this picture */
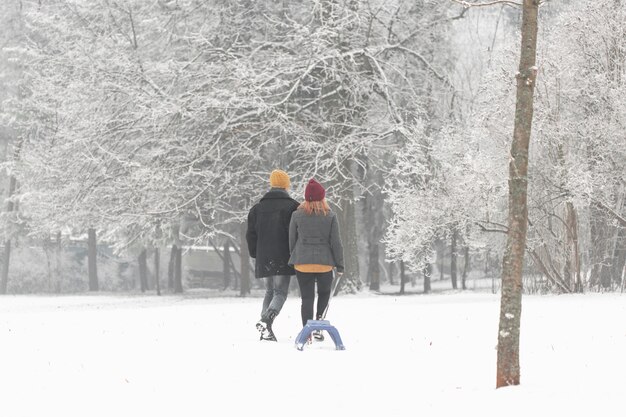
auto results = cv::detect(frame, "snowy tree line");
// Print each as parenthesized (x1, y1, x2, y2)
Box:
(0, 0, 624, 295)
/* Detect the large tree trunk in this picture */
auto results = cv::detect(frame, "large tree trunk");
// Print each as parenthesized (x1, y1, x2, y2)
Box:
(87, 228, 99, 291)
(496, 0, 539, 389)
(336, 191, 361, 295)
(565, 202, 583, 293)
(462, 246, 470, 290)
(450, 230, 458, 289)
(0, 172, 18, 294)
(138, 248, 148, 292)
(423, 262, 432, 294)
(172, 225, 183, 293)
(365, 168, 383, 292)
(239, 222, 251, 296)
(366, 215, 381, 292)
(606, 192, 626, 290)
(613, 226, 626, 293)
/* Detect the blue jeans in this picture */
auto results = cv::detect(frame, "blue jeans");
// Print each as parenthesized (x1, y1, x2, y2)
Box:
(261, 275, 291, 320)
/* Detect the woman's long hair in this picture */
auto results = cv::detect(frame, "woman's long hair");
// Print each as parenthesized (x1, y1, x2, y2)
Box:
(299, 199, 330, 216)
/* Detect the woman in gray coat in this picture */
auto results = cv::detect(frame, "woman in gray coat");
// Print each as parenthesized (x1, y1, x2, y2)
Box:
(288, 179, 344, 337)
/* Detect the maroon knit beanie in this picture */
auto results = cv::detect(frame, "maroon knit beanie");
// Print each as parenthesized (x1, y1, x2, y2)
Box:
(305, 178, 326, 202)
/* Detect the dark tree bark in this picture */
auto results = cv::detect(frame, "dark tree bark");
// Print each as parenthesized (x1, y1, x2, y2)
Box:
(138, 248, 148, 292)
(239, 222, 251, 296)
(612, 226, 626, 293)
(172, 225, 183, 293)
(1, 163, 18, 294)
(450, 230, 458, 289)
(168, 245, 175, 290)
(462, 246, 470, 290)
(439, 245, 444, 281)
(87, 228, 99, 291)
(565, 203, 583, 293)
(399, 260, 406, 295)
(365, 168, 384, 292)
(336, 192, 361, 295)
(423, 262, 432, 294)
(497, 0, 540, 389)
(173, 245, 182, 293)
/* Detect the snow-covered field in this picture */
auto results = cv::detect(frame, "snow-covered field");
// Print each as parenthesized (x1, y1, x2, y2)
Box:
(1, 290, 624, 417)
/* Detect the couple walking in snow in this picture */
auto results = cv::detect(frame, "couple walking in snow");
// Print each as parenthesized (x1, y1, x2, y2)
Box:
(245, 169, 344, 342)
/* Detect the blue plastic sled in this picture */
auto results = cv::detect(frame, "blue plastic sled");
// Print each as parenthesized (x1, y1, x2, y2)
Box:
(295, 319, 346, 351)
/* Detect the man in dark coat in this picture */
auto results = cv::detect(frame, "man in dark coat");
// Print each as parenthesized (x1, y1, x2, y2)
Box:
(246, 169, 299, 341)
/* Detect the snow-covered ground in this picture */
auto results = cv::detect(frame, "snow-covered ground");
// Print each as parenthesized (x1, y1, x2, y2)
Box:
(0, 290, 624, 417)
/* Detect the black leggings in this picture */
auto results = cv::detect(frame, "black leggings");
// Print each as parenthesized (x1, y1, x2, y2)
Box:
(296, 270, 333, 326)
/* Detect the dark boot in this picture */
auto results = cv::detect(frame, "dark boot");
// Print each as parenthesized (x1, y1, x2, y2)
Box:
(256, 309, 278, 341)
(256, 321, 277, 341)
(313, 314, 324, 341)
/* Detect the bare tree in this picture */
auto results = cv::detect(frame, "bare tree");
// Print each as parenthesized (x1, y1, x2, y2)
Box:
(496, 0, 539, 388)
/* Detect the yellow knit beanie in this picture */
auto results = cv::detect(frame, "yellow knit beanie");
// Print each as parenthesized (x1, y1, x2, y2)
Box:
(269, 169, 290, 189)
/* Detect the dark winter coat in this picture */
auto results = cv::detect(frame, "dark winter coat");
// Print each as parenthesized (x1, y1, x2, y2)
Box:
(246, 188, 300, 278)
(288, 209, 344, 273)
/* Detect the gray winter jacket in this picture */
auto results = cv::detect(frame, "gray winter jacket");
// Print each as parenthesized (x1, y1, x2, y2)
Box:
(288, 209, 344, 272)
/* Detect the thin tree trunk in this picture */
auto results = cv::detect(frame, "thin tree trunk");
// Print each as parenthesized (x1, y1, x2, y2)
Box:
(223, 240, 231, 290)
(487, 250, 497, 294)
(239, 222, 251, 296)
(496, 0, 539, 389)
(367, 234, 381, 291)
(45, 239, 53, 292)
(154, 248, 161, 296)
(451, 230, 458, 289)
(138, 248, 148, 292)
(172, 225, 183, 293)
(439, 246, 444, 281)
(399, 260, 406, 295)
(168, 245, 175, 290)
(529, 249, 570, 293)
(173, 244, 183, 293)
(1, 241, 11, 294)
(210, 239, 242, 284)
(55, 231, 62, 293)
(88, 228, 99, 291)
